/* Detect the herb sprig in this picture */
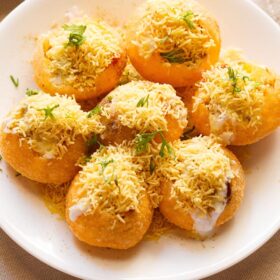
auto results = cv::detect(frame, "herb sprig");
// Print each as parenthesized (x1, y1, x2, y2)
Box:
(182, 11, 195, 29)
(87, 105, 101, 118)
(99, 159, 114, 174)
(63, 24, 87, 47)
(136, 95, 150, 107)
(26, 88, 39, 96)
(10, 75, 19, 88)
(135, 131, 159, 154)
(227, 67, 241, 93)
(158, 132, 173, 157)
(39, 104, 59, 120)
(135, 130, 173, 157)
(160, 49, 187, 64)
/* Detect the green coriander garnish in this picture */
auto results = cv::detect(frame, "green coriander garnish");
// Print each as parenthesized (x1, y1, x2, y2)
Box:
(182, 11, 195, 29)
(26, 88, 39, 96)
(158, 131, 173, 158)
(136, 94, 150, 107)
(63, 24, 87, 47)
(135, 131, 159, 154)
(10, 75, 19, 88)
(0, 155, 2, 161)
(160, 49, 187, 64)
(87, 105, 101, 118)
(135, 130, 173, 157)
(227, 67, 241, 93)
(99, 159, 114, 174)
(39, 104, 59, 120)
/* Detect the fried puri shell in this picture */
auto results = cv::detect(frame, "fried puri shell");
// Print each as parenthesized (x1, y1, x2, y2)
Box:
(191, 70, 280, 145)
(159, 146, 245, 232)
(66, 176, 153, 249)
(33, 42, 127, 101)
(0, 132, 86, 184)
(126, 0, 221, 87)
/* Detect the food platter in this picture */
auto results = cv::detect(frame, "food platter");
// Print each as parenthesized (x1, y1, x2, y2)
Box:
(0, 0, 279, 279)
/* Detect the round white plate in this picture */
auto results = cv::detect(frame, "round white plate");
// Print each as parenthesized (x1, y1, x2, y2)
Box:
(0, 0, 279, 279)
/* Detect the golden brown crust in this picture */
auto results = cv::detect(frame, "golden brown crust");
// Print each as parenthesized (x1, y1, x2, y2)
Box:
(126, 0, 221, 87)
(0, 132, 85, 184)
(159, 145, 245, 232)
(33, 41, 127, 101)
(66, 175, 153, 249)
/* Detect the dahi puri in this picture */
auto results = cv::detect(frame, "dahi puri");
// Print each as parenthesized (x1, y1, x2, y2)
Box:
(66, 144, 153, 249)
(0, 92, 104, 184)
(158, 136, 245, 238)
(98, 80, 188, 145)
(126, 0, 221, 87)
(191, 58, 280, 145)
(33, 17, 126, 101)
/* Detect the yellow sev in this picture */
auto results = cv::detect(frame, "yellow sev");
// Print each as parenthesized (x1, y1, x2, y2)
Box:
(2, 93, 104, 159)
(156, 137, 234, 214)
(193, 61, 269, 138)
(129, 0, 215, 65)
(100, 81, 188, 132)
(41, 17, 123, 91)
(72, 144, 146, 223)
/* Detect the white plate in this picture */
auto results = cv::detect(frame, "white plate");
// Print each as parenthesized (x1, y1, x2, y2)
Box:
(0, 0, 279, 279)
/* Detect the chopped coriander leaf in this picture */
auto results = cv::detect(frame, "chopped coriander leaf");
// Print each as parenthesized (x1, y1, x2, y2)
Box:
(39, 104, 59, 120)
(135, 130, 173, 157)
(10, 75, 19, 88)
(227, 67, 237, 82)
(182, 11, 195, 29)
(136, 94, 149, 107)
(0, 155, 2, 161)
(158, 131, 173, 157)
(63, 24, 87, 47)
(160, 49, 187, 64)
(87, 105, 101, 118)
(99, 159, 114, 174)
(135, 131, 159, 154)
(227, 67, 240, 93)
(26, 88, 39, 96)
(242, 76, 250, 82)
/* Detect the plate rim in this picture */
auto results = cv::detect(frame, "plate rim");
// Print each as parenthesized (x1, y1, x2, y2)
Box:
(0, 0, 279, 279)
